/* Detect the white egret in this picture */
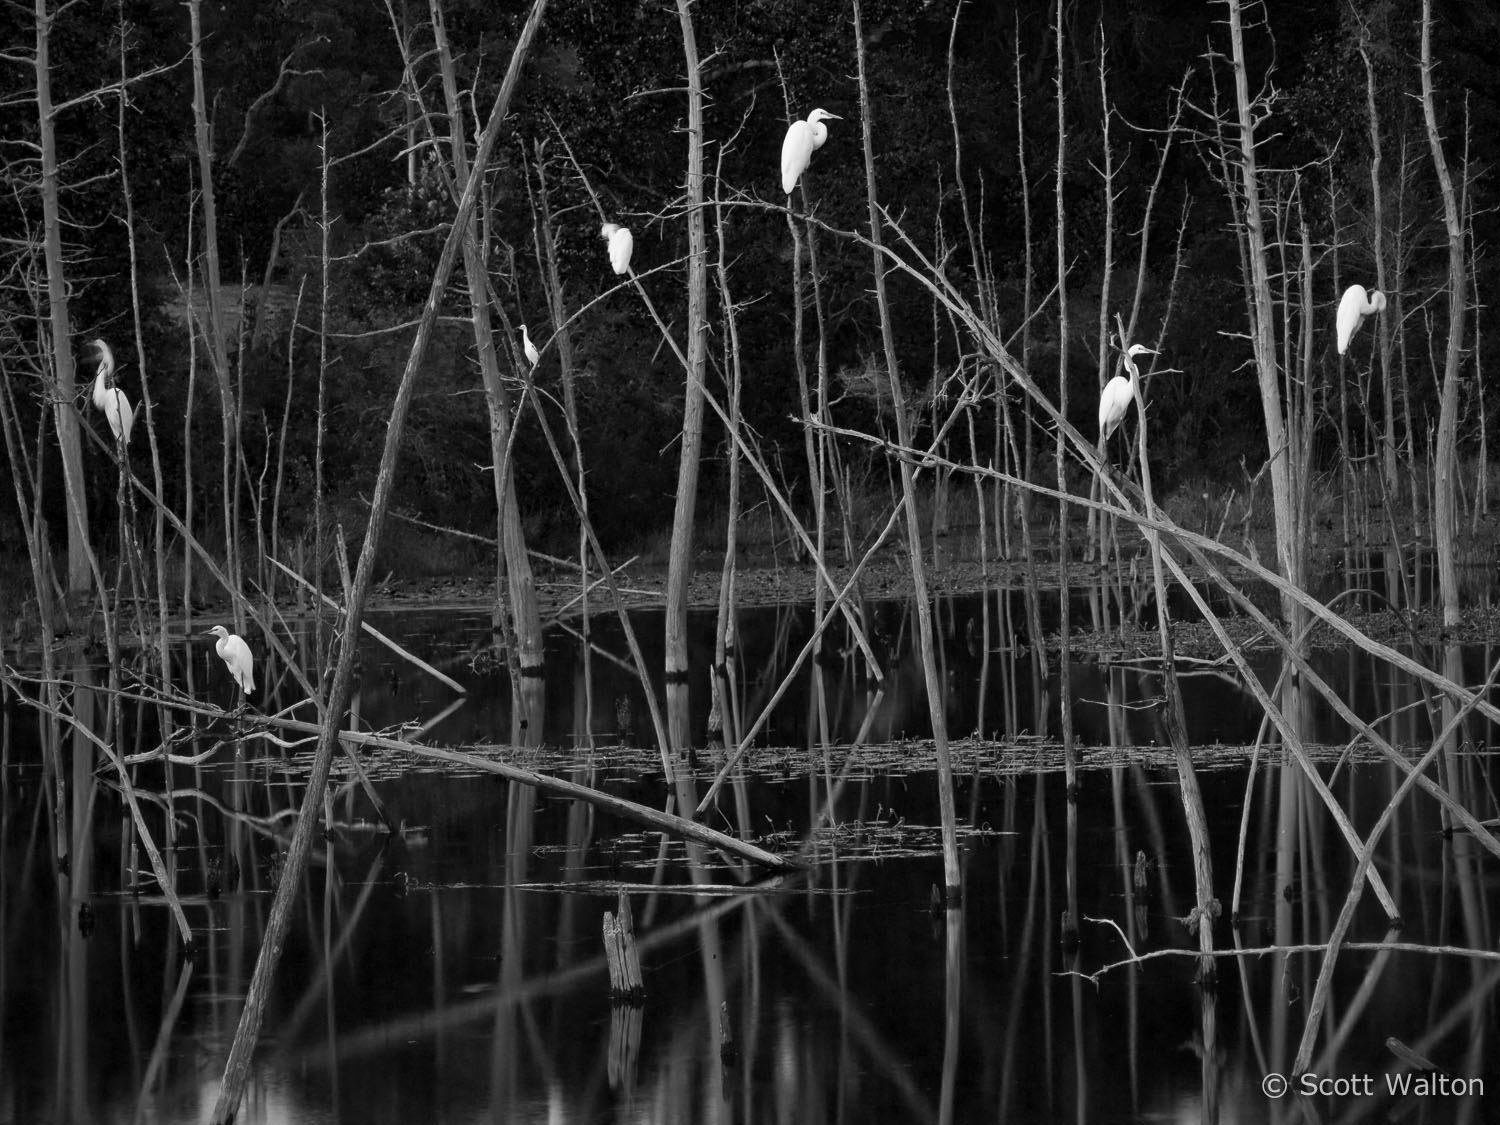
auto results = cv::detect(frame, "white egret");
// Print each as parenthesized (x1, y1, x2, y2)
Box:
(89, 338, 134, 446)
(90, 341, 110, 409)
(1099, 344, 1156, 455)
(1336, 284, 1386, 355)
(207, 625, 256, 699)
(520, 324, 540, 369)
(781, 108, 841, 195)
(600, 222, 634, 275)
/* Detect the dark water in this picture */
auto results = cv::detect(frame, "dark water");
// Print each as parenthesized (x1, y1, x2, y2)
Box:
(2, 587, 1498, 1123)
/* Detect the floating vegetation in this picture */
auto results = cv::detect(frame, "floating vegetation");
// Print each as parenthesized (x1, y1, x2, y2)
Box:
(509, 878, 810, 896)
(257, 732, 1403, 789)
(804, 817, 1011, 861)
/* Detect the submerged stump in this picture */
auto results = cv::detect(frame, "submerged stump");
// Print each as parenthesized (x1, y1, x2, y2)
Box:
(603, 892, 644, 1003)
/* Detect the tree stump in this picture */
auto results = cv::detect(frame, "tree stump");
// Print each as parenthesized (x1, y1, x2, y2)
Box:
(603, 891, 644, 1002)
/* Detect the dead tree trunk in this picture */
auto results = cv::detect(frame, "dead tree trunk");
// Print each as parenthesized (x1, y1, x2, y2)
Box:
(32, 0, 90, 595)
(1224, 0, 1303, 633)
(665, 0, 710, 748)
(1053, 0, 1077, 765)
(853, 0, 961, 901)
(430, 0, 544, 678)
(188, 0, 243, 626)
(208, 5, 550, 1119)
(1419, 0, 1467, 628)
(531, 148, 587, 674)
(1358, 35, 1398, 500)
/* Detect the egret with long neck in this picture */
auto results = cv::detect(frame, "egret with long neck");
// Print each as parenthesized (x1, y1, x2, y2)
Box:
(1098, 344, 1156, 458)
(89, 338, 134, 446)
(207, 625, 255, 707)
(781, 108, 840, 195)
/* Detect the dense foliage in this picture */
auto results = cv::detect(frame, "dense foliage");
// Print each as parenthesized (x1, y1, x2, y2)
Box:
(2, 0, 1495, 564)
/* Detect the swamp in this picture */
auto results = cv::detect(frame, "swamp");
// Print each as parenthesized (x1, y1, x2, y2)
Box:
(3, 0, 1500, 1122)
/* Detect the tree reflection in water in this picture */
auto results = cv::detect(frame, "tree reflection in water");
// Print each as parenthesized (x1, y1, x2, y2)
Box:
(1, 596, 1498, 1123)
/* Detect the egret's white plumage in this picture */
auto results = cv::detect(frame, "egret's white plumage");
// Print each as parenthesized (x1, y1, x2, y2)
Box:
(1099, 344, 1156, 452)
(91, 340, 112, 410)
(601, 222, 634, 275)
(207, 625, 255, 696)
(520, 325, 540, 368)
(781, 108, 841, 195)
(99, 385, 134, 446)
(90, 339, 134, 446)
(1336, 284, 1386, 355)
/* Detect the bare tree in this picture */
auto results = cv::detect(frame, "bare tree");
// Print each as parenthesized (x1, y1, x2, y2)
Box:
(188, 0, 245, 627)
(30, 0, 91, 594)
(1419, 0, 1467, 627)
(1221, 0, 1304, 633)
(665, 0, 710, 748)
(428, 0, 544, 681)
(1358, 29, 1398, 498)
(209, 4, 550, 1118)
(852, 0, 960, 901)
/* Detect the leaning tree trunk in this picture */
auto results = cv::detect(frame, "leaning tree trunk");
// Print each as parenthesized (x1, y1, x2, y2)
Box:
(665, 0, 710, 749)
(1224, 0, 1303, 633)
(1052, 0, 1077, 763)
(1419, 0, 1467, 628)
(430, 0, 543, 679)
(208, 6, 549, 1120)
(33, 0, 90, 595)
(853, 0, 961, 901)
(1359, 36, 1398, 502)
(532, 149, 587, 674)
(189, 0, 243, 627)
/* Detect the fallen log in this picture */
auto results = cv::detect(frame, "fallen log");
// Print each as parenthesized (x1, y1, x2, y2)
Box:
(267, 556, 466, 695)
(268, 715, 799, 872)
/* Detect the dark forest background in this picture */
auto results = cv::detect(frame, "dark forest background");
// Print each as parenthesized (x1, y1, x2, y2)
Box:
(3, 0, 1496, 572)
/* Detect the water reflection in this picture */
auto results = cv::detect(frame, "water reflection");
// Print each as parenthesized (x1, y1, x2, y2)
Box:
(1, 593, 1498, 1123)
(306, 592, 1500, 758)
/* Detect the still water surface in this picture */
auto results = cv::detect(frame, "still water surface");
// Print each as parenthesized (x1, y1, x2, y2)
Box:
(2, 590, 1497, 1123)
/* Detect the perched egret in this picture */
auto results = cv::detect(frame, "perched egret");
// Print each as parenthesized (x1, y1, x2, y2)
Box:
(600, 222, 634, 275)
(89, 339, 134, 446)
(1336, 284, 1386, 355)
(1099, 344, 1157, 455)
(520, 325, 540, 368)
(781, 108, 840, 195)
(90, 341, 110, 410)
(207, 625, 256, 699)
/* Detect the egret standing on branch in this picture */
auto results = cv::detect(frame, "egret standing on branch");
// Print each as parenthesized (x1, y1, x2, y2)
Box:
(90, 339, 134, 447)
(781, 108, 840, 195)
(601, 222, 633, 275)
(207, 625, 255, 705)
(520, 325, 540, 369)
(1099, 344, 1156, 457)
(1336, 284, 1387, 354)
